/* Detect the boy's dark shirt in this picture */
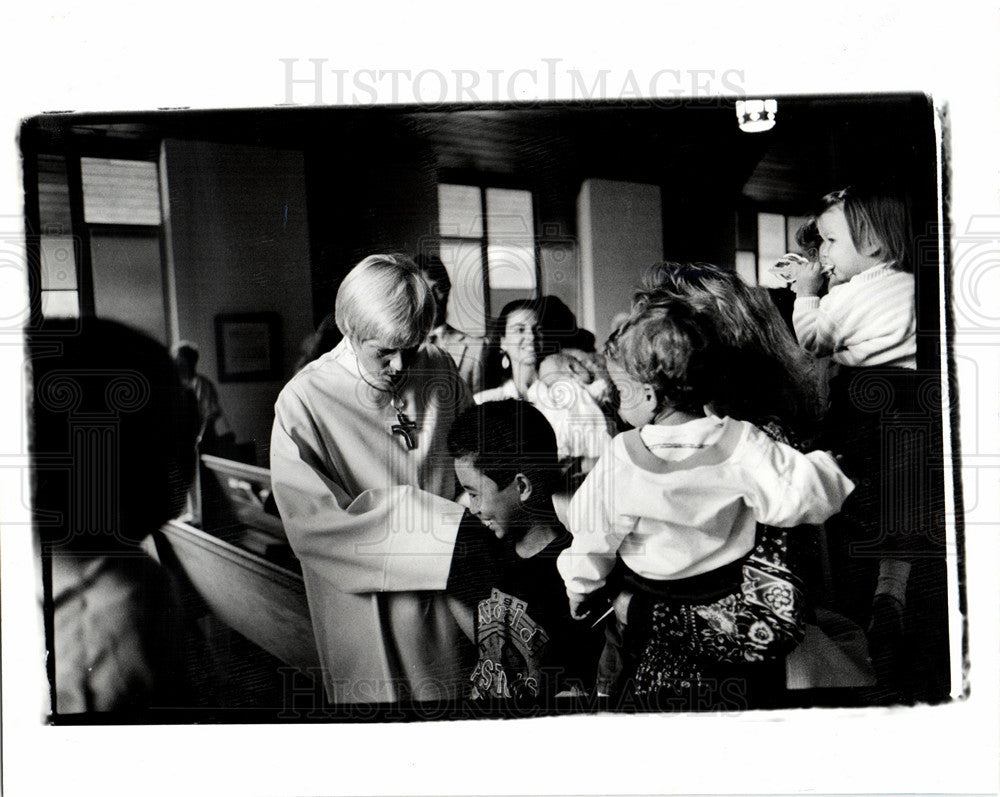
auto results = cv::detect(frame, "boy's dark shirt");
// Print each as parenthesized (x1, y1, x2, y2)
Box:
(470, 526, 600, 700)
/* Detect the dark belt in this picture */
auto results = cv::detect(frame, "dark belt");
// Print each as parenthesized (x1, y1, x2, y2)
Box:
(621, 558, 744, 606)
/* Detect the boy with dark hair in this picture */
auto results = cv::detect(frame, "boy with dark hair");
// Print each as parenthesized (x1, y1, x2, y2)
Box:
(447, 399, 600, 701)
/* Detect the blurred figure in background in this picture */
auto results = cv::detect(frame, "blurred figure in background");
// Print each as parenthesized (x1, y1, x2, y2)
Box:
(172, 340, 234, 457)
(294, 312, 340, 374)
(416, 254, 488, 395)
(31, 318, 204, 715)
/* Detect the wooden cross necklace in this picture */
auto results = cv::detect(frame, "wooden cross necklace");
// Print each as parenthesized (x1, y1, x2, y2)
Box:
(354, 348, 419, 450)
(390, 394, 418, 450)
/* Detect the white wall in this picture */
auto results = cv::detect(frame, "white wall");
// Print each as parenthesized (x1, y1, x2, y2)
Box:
(90, 229, 166, 343)
(162, 139, 313, 464)
(540, 240, 580, 323)
(577, 179, 663, 345)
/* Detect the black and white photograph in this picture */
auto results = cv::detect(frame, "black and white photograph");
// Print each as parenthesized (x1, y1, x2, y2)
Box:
(2, 4, 998, 796)
(20, 95, 956, 717)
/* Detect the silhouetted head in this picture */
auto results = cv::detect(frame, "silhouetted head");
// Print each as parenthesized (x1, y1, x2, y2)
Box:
(31, 318, 200, 553)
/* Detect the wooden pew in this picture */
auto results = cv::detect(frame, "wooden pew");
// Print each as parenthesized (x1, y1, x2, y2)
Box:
(150, 455, 320, 680)
(198, 454, 286, 546)
(150, 518, 320, 673)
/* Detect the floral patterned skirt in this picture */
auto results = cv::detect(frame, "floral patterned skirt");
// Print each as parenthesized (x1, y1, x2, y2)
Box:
(632, 526, 806, 696)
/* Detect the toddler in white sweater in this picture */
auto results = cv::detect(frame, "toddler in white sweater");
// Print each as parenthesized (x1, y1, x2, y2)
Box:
(790, 188, 916, 369)
(789, 188, 923, 692)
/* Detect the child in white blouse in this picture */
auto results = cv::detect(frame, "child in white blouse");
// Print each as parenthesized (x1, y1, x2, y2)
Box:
(557, 301, 854, 697)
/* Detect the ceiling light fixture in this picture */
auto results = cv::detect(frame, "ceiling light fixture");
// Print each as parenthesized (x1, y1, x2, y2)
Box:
(736, 99, 777, 133)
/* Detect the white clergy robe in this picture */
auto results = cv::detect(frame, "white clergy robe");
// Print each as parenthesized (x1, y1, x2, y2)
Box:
(270, 338, 473, 703)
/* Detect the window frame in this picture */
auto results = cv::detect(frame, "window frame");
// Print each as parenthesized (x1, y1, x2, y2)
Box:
(437, 170, 541, 325)
(25, 134, 165, 325)
(735, 199, 814, 287)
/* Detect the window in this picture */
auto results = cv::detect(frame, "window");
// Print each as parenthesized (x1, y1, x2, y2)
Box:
(80, 158, 161, 225)
(437, 182, 537, 336)
(33, 153, 166, 340)
(36, 155, 79, 317)
(735, 209, 812, 287)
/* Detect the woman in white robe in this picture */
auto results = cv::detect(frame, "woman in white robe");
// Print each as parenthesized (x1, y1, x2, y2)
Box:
(270, 254, 476, 704)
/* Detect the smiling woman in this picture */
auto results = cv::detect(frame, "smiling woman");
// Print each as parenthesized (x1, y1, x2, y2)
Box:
(475, 297, 614, 473)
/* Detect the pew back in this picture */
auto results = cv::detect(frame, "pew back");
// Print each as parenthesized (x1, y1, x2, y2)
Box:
(200, 454, 286, 539)
(152, 519, 320, 673)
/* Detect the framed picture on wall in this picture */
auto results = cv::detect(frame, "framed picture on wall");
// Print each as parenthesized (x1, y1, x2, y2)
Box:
(214, 311, 282, 382)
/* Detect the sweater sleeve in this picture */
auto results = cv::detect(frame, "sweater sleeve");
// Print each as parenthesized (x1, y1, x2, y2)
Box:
(269, 390, 465, 595)
(792, 295, 838, 357)
(738, 424, 855, 527)
(557, 449, 633, 599)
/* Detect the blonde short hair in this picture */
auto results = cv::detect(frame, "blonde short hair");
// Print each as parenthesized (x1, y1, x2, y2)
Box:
(334, 253, 435, 347)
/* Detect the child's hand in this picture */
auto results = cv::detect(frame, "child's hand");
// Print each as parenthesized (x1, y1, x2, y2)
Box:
(770, 252, 809, 284)
(568, 592, 591, 620)
(569, 589, 621, 623)
(612, 590, 633, 625)
(790, 260, 826, 296)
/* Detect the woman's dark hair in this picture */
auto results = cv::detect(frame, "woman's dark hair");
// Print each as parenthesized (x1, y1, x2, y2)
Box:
(482, 296, 594, 389)
(30, 318, 200, 552)
(447, 399, 561, 500)
(795, 217, 823, 259)
(494, 298, 543, 338)
(536, 295, 595, 354)
(633, 261, 824, 437)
